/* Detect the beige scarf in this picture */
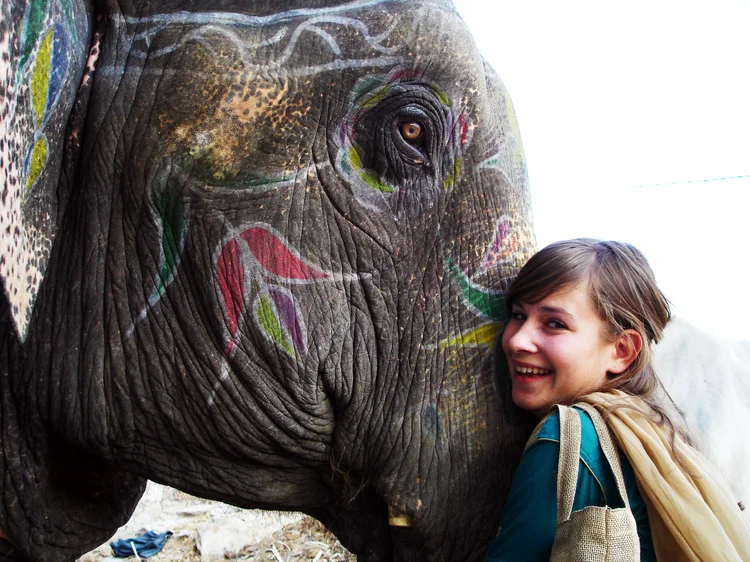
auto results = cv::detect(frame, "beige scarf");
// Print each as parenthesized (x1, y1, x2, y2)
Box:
(580, 390, 750, 562)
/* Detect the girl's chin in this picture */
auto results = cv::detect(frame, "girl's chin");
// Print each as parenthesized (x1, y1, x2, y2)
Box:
(511, 392, 552, 417)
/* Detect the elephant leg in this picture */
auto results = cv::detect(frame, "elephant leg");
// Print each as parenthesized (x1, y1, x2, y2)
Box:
(0, 287, 147, 561)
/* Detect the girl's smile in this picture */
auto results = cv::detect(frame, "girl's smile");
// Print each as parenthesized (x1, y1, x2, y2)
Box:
(502, 284, 632, 416)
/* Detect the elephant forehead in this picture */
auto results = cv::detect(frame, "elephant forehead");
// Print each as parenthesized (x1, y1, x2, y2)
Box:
(152, 44, 315, 182)
(143, 5, 483, 185)
(124, 1, 472, 65)
(164, 70, 300, 170)
(216, 76, 291, 124)
(135, 2, 482, 111)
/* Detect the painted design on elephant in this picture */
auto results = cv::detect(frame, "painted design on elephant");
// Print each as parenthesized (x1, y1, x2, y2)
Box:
(478, 90, 527, 192)
(435, 213, 533, 349)
(17, 0, 79, 194)
(117, 162, 190, 334)
(216, 223, 343, 358)
(476, 215, 523, 274)
(437, 322, 502, 351)
(116, 2, 408, 79)
(254, 291, 297, 356)
(0, 0, 88, 340)
(334, 67, 470, 211)
(426, 259, 505, 352)
(446, 258, 506, 323)
(149, 181, 187, 307)
(143, 2, 412, 195)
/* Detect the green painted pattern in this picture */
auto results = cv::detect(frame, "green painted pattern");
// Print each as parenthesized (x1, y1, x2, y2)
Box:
(362, 171, 395, 193)
(478, 154, 500, 170)
(31, 29, 53, 124)
(26, 137, 48, 192)
(339, 154, 353, 174)
(59, 0, 80, 42)
(352, 77, 388, 102)
(151, 189, 185, 301)
(447, 258, 507, 321)
(434, 87, 450, 107)
(257, 296, 293, 354)
(19, 0, 48, 80)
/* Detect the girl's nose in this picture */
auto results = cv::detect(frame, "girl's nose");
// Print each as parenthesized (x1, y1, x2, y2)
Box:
(505, 322, 538, 354)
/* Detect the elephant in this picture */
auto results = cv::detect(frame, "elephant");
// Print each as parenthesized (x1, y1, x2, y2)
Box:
(653, 318, 750, 517)
(0, 0, 539, 560)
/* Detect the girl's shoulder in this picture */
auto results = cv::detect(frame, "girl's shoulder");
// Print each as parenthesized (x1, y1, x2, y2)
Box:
(532, 407, 606, 470)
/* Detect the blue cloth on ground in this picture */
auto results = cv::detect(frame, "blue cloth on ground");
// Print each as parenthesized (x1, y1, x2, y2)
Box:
(110, 530, 173, 558)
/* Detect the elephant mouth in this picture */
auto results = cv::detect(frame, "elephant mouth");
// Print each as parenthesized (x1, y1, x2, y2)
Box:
(316, 481, 429, 561)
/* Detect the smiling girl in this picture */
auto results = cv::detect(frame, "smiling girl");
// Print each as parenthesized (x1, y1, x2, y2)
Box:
(485, 239, 750, 562)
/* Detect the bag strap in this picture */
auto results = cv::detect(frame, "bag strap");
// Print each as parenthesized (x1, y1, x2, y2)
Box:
(524, 410, 555, 452)
(575, 402, 632, 509)
(555, 404, 582, 523)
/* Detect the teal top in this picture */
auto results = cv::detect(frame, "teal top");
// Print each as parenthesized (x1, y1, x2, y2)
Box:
(485, 408, 656, 561)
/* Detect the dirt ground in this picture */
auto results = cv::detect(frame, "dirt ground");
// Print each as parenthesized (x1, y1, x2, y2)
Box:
(78, 483, 355, 562)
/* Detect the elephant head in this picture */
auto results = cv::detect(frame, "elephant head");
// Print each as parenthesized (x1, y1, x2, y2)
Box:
(0, 1, 537, 560)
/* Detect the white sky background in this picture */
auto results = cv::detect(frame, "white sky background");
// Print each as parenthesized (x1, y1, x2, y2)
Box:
(452, 0, 750, 341)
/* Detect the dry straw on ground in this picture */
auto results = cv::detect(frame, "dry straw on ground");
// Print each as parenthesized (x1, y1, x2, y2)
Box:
(78, 483, 355, 562)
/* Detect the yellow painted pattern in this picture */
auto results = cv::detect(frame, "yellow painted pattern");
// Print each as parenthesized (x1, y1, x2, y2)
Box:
(442, 158, 461, 190)
(438, 321, 500, 350)
(31, 30, 53, 125)
(362, 171, 394, 193)
(505, 89, 527, 166)
(27, 137, 48, 193)
(360, 84, 391, 108)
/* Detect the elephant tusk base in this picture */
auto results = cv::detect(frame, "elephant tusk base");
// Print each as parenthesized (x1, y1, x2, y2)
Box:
(388, 506, 413, 527)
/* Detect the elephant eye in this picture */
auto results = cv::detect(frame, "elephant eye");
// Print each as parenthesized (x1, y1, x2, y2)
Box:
(399, 121, 423, 143)
(349, 83, 451, 212)
(391, 105, 432, 167)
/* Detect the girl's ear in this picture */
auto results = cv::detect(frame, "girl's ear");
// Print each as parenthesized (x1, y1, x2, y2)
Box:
(609, 329, 643, 375)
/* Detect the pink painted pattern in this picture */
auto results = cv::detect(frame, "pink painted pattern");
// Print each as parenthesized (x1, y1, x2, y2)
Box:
(240, 226, 331, 281)
(217, 238, 245, 355)
(216, 223, 334, 357)
(478, 216, 522, 273)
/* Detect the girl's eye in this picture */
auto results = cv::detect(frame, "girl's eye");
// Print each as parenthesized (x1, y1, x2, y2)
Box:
(510, 310, 526, 322)
(547, 320, 567, 330)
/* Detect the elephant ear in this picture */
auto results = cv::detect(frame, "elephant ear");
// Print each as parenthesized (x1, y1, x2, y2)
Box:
(0, 0, 91, 340)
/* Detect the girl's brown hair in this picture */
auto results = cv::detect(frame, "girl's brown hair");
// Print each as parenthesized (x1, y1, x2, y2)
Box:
(506, 239, 688, 441)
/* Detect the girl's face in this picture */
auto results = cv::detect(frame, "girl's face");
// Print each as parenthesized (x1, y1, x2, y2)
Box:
(501, 283, 623, 417)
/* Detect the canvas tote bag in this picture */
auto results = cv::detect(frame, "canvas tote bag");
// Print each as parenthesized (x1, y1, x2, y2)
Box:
(549, 403, 640, 562)
(581, 390, 750, 562)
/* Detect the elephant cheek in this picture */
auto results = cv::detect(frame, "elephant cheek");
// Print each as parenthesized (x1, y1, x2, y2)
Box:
(370, 343, 527, 558)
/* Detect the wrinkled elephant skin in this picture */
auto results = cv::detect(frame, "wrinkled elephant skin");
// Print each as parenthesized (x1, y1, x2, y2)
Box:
(0, 1, 537, 560)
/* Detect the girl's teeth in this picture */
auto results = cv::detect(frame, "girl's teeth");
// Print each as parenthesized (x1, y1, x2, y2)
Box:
(516, 366, 549, 375)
